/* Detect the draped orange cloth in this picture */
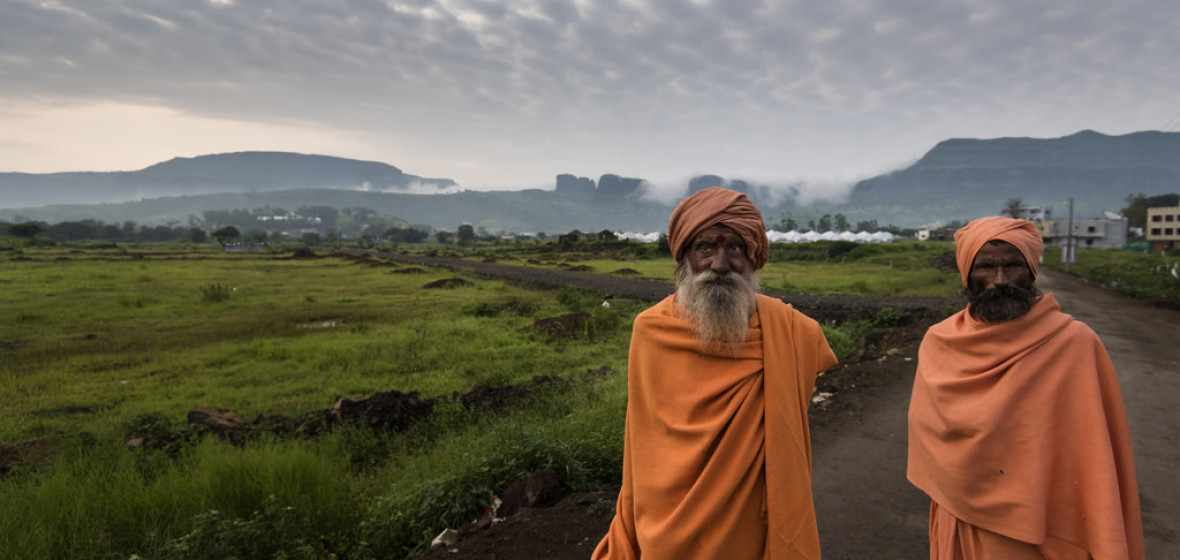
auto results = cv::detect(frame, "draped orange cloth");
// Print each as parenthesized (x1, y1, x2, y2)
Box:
(907, 294, 1143, 559)
(592, 294, 837, 560)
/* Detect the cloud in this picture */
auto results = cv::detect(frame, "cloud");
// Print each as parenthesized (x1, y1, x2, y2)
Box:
(0, 0, 1177, 188)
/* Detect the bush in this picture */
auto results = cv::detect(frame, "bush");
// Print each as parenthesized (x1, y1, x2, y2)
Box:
(821, 324, 858, 361)
(461, 301, 501, 318)
(199, 283, 233, 303)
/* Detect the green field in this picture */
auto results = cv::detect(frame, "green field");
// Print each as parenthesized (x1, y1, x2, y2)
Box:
(1, 238, 1172, 559)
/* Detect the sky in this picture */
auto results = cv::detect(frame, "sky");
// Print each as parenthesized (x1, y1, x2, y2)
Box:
(1, 0, 1178, 203)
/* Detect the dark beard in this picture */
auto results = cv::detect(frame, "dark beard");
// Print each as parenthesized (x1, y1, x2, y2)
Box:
(968, 285, 1035, 323)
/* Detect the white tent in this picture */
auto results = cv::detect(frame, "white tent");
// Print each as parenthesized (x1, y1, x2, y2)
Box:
(616, 230, 895, 244)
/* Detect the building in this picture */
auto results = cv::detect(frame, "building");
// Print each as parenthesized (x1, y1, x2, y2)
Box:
(1146, 206, 1180, 250)
(1040, 213, 1128, 250)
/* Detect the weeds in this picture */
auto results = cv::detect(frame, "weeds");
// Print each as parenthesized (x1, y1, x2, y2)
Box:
(200, 283, 234, 303)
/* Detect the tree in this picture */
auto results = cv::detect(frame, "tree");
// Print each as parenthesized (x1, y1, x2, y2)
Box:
(834, 213, 850, 232)
(212, 226, 241, 245)
(244, 229, 269, 243)
(817, 214, 833, 233)
(1001, 198, 1024, 219)
(383, 227, 428, 243)
(776, 217, 798, 232)
(9, 221, 44, 239)
(856, 219, 879, 233)
(435, 231, 454, 244)
(457, 224, 476, 246)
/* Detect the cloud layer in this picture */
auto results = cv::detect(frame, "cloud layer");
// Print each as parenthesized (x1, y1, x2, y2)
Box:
(1, 0, 1177, 195)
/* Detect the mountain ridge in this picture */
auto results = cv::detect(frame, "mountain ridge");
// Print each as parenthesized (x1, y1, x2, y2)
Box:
(3, 130, 1178, 231)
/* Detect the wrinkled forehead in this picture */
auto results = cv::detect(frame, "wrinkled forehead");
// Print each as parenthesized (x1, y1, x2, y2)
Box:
(692, 224, 741, 243)
(971, 240, 1029, 266)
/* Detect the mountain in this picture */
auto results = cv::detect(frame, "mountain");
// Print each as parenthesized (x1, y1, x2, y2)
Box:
(3, 131, 1179, 232)
(0, 152, 457, 208)
(836, 130, 1180, 226)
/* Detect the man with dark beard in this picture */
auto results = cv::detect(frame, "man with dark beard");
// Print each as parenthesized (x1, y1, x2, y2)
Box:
(907, 216, 1143, 560)
(592, 187, 837, 560)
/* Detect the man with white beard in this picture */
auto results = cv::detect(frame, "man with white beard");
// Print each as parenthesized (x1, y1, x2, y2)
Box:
(593, 187, 838, 560)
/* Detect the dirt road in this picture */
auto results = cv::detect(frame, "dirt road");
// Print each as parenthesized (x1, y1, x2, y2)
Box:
(812, 268, 1180, 559)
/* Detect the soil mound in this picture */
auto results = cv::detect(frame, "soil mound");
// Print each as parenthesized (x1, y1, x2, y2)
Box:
(422, 278, 474, 289)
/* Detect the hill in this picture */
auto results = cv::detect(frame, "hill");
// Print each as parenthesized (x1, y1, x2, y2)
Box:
(2, 130, 1178, 231)
(835, 130, 1180, 226)
(0, 152, 457, 208)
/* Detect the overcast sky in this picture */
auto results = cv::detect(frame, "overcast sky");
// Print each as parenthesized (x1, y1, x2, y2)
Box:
(1, 0, 1177, 201)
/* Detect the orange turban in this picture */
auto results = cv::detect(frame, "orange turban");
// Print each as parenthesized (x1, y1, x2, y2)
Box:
(667, 187, 770, 270)
(953, 216, 1043, 286)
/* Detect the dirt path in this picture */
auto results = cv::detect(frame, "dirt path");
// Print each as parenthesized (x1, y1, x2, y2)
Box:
(394, 253, 1178, 559)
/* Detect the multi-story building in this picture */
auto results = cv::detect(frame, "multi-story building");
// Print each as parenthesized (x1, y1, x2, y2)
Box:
(1146, 206, 1180, 250)
(1038, 212, 1128, 250)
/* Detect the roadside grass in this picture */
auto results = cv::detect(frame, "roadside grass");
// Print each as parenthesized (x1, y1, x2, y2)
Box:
(429, 239, 964, 298)
(1041, 246, 1180, 299)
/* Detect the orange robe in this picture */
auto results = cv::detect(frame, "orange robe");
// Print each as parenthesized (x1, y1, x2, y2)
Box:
(908, 294, 1143, 560)
(592, 294, 837, 560)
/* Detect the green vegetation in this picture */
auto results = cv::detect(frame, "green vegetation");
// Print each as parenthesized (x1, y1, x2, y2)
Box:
(1042, 246, 1180, 299)
(1, 245, 638, 558)
(12, 238, 1159, 559)
(448, 239, 964, 298)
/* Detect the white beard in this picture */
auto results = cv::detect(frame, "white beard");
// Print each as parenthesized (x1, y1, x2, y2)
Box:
(674, 261, 759, 348)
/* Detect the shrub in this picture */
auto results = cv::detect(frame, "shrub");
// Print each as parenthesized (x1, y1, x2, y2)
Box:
(821, 324, 858, 361)
(199, 283, 233, 303)
(874, 307, 904, 328)
(461, 301, 501, 318)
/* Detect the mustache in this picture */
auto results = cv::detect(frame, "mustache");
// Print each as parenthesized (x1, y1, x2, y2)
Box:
(968, 285, 1034, 303)
(692, 270, 741, 286)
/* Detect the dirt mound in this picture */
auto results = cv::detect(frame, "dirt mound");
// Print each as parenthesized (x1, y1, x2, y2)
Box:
(529, 313, 590, 339)
(567, 265, 595, 272)
(611, 268, 641, 275)
(422, 278, 474, 289)
(391, 267, 427, 274)
(288, 247, 320, 259)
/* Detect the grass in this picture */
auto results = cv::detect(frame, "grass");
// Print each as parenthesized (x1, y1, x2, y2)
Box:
(0, 246, 634, 443)
(436, 239, 965, 298)
(1041, 245, 1180, 299)
(2, 238, 1141, 559)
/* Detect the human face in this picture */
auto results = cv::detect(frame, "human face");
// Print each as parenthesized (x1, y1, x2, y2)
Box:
(967, 241, 1036, 322)
(685, 225, 749, 275)
(968, 241, 1032, 292)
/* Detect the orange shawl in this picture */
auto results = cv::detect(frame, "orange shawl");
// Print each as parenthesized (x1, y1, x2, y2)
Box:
(593, 294, 837, 560)
(908, 294, 1143, 559)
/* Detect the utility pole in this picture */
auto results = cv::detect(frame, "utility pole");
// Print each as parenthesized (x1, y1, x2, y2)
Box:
(1065, 197, 1074, 273)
